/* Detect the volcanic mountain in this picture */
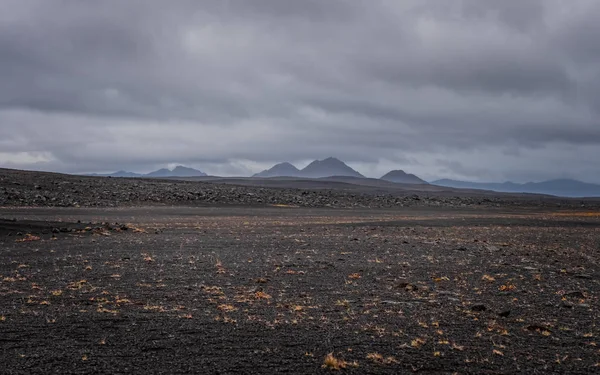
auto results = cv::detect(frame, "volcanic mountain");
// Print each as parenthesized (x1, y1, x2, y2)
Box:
(299, 157, 364, 178)
(380, 170, 427, 184)
(145, 166, 207, 177)
(253, 162, 301, 178)
(253, 158, 364, 178)
(93, 166, 207, 178)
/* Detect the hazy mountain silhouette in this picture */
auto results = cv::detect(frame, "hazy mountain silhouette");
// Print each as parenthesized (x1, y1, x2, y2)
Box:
(108, 170, 143, 178)
(253, 158, 364, 178)
(93, 166, 207, 178)
(253, 162, 301, 177)
(145, 166, 207, 177)
(299, 157, 364, 178)
(432, 178, 600, 197)
(380, 170, 427, 184)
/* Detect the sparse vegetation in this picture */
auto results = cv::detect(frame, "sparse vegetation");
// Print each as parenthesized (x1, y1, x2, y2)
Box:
(322, 353, 347, 370)
(1, 195, 599, 373)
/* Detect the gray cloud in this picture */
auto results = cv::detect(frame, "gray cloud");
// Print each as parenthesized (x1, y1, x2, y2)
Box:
(1, 0, 599, 182)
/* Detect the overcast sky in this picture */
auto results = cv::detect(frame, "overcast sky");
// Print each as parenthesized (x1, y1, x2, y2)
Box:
(1, 0, 599, 182)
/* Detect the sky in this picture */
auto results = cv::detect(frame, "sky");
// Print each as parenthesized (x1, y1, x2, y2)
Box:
(1, 0, 599, 182)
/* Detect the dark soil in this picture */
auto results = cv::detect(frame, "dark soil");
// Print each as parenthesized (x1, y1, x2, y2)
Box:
(1, 206, 599, 374)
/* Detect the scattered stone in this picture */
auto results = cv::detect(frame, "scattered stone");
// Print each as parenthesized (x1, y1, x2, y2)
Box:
(397, 282, 418, 292)
(573, 274, 592, 279)
(564, 291, 585, 298)
(471, 304, 487, 312)
(560, 301, 574, 309)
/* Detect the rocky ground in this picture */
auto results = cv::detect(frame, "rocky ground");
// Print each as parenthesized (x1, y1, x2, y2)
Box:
(1, 205, 599, 374)
(1, 169, 599, 374)
(1, 168, 597, 209)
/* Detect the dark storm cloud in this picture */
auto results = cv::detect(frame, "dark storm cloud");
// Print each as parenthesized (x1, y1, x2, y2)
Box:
(1, 0, 599, 181)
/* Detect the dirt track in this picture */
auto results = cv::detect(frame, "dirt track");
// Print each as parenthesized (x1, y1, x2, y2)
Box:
(1, 206, 599, 374)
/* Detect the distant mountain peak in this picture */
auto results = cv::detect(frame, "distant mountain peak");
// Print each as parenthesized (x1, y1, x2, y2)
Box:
(146, 165, 207, 177)
(380, 170, 427, 184)
(253, 158, 364, 178)
(300, 157, 364, 178)
(95, 165, 207, 178)
(253, 162, 301, 178)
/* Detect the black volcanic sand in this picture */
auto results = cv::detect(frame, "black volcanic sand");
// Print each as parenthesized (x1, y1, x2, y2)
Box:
(1, 206, 599, 374)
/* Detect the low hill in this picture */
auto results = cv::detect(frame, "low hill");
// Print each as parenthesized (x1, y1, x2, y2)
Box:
(92, 166, 207, 178)
(253, 162, 300, 177)
(146, 166, 207, 178)
(380, 170, 427, 184)
(432, 178, 600, 198)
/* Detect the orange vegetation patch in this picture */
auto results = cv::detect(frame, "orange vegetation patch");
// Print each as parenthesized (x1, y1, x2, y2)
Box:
(15, 234, 41, 242)
(322, 353, 347, 370)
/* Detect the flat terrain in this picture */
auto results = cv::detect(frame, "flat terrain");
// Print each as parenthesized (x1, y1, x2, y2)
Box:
(1, 205, 599, 374)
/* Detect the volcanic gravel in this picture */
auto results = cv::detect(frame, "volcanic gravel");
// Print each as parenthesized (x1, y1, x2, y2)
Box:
(0, 206, 599, 374)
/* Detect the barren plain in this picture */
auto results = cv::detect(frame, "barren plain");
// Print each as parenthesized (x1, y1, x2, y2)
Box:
(1, 169, 599, 374)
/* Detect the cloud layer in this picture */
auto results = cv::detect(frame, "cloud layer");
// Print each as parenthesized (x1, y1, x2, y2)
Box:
(1, 0, 599, 182)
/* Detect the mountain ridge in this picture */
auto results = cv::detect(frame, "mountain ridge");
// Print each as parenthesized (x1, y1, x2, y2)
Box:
(91, 165, 207, 178)
(252, 162, 300, 178)
(432, 178, 600, 197)
(253, 157, 364, 178)
(300, 157, 364, 178)
(380, 170, 427, 184)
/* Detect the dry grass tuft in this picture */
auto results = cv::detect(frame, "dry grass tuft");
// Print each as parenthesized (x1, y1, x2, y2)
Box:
(254, 291, 272, 300)
(499, 283, 516, 292)
(215, 259, 226, 274)
(411, 338, 426, 348)
(217, 304, 237, 312)
(67, 280, 88, 290)
(15, 234, 41, 242)
(322, 353, 347, 370)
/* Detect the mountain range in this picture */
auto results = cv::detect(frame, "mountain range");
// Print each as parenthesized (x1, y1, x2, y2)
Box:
(92, 166, 207, 178)
(253, 157, 365, 178)
(88, 159, 600, 197)
(432, 178, 600, 198)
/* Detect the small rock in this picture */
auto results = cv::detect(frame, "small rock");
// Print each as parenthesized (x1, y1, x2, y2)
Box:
(471, 304, 487, 312)
(564, 291, 585, 298)
(498, 310, 511, 317)
(574, 274, 592, 279)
